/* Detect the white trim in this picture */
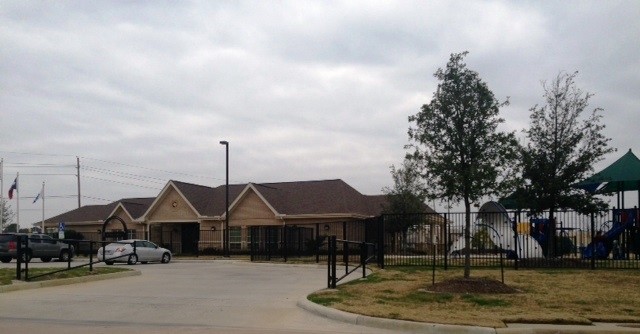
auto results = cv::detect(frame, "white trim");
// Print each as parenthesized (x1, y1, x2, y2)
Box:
(224, 183, 279, 218)
(107, 203, 135, 221)
(140, 181, 202, 220)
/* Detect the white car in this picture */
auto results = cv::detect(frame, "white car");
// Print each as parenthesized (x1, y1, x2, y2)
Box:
(97, 239, 171, 265)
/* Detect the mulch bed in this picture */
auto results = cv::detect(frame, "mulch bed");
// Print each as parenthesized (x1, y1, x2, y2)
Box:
(427, 277, 519, 294)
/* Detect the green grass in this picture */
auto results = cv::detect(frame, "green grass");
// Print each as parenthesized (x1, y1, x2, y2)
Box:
(461, 294, 510, 307)
(0, 267, 131, 285)
(308, 294, 347, 306)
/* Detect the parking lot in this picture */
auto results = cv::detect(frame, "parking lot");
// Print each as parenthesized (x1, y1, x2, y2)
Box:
(0, 259, 400, 334)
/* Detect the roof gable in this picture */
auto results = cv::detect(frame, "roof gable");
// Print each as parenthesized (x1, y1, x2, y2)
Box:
(143, 181, 200, 221)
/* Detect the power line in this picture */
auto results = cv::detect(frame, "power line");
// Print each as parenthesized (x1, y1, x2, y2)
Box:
(81, 165, 167, 184)
(5, 163, 75, 167)
(80, 156, 220, 181)
(82, 175, 163, 190)
(12, 173, 76, 176)
(81, 195, 115, 202)
(0, 151, 75, 158)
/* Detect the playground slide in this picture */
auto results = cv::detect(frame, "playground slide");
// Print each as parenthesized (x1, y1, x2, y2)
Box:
(449, 201, 544, 259)
(583, 211, 636, 259)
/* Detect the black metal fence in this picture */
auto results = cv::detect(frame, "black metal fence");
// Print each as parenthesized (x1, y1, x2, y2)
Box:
(327, 236, 376, 288)
(10, 236, 137, 282)
(249, 218, 382, 263)
(382, 208, 640, 269)
(56, 207, 640, 270)
(243, 207, 640, 270)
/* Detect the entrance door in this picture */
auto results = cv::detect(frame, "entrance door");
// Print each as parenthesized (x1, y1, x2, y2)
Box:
(181, 223, 200, 255)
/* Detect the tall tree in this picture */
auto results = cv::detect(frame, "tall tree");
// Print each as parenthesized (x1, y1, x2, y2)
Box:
(382, 159, 428, 252)
(407, 52, 518, 278)
(1, 199, 14, 231)
(519, 71, 614, 257)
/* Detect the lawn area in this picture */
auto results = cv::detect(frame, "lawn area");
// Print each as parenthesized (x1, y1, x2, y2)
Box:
(0, 267, 131, 286)
(309, 267, 640, 328)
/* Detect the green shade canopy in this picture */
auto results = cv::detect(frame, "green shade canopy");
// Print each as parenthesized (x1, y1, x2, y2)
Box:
(574, 149, 640, 194)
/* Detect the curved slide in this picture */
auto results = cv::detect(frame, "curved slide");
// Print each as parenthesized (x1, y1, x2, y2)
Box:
(583, 208, 638, 259)
(449, 201, 545, 259)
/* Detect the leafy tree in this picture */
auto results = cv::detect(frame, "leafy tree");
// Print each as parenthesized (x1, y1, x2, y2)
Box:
(382, 159, 428, 252)
(2, 223, 29, 233)
(1, 199, 15, 231)
(518, 71, 614, 257)
(407, 52, 518, 277)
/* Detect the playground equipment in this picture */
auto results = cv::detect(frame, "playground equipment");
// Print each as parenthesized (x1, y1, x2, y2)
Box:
(449, 201, 544, 259)
(583, 208, 640, 259)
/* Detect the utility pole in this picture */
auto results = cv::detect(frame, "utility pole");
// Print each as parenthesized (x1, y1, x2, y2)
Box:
(77, 156, 81, 208)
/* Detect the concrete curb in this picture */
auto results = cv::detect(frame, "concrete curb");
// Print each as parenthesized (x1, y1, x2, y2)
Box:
(0, 270, 141, 293)
(297, 297, 640, 334)
(297, 297, 497, 334)
(495, 324, 640, 334)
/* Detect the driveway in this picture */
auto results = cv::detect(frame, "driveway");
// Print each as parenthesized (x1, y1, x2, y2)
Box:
(0, 260, 400, 334)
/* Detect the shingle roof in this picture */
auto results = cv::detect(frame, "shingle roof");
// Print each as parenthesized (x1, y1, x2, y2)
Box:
(45, 203, 116, 225)
(172, 179, 388, 217)
(44, 197, 155, 225)
(119, 198, 156, 218)
(45, 179, 392, 224)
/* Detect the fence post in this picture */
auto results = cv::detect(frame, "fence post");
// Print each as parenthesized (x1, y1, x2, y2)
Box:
(377, 216, 384, 269)
(67, 239, 72, 269)
(360, 241, 366, 278)
(315, 223, 320, 263)
(327, 236, 331, 288)
(514, 210, 519, 270)
(432, 243, 436, 286)
(443, 213, 448, 270)
(328, 236, 337, 289)
(500, 245, 504, 284)
(24, 236, 29, 281)
(344, 240, 349, 272)
(89, 241, 93, 271)
(591, 212, 595, 270)
(16, 235, 23, 280)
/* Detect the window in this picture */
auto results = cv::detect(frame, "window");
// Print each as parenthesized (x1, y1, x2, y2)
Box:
(229, 227, 241, 250)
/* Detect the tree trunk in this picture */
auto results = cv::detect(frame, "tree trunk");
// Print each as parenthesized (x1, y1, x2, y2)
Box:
(546, 209, 556, 258)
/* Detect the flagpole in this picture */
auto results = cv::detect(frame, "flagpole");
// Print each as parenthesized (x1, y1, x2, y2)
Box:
(41, 181, 45, 233)
(16, 172, 20, 232)
(16, 172, 19, 231)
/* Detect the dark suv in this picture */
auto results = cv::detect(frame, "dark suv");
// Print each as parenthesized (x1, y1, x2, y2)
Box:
(0, 233, 74, 263)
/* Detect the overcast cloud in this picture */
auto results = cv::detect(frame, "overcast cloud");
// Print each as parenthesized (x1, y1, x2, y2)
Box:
(1, 1, 639, 228)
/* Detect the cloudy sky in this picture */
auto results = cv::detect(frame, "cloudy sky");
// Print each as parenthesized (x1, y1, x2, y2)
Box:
(1, 1, 639, 228)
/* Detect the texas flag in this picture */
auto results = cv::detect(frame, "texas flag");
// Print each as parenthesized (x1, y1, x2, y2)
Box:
(8, 177, 17, 200)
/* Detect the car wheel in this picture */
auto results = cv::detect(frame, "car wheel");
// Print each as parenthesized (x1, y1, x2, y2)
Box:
(161, 252, 171, 264)
(105, 261, 114, 265)
(0, 256, 11, 263)
(127, 254, 138, 265)
(59, 250, 71, 262)
(41, 257, 52, 262)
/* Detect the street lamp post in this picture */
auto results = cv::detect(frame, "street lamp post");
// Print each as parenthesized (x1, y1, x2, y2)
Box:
(219, 140, 230, 257)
